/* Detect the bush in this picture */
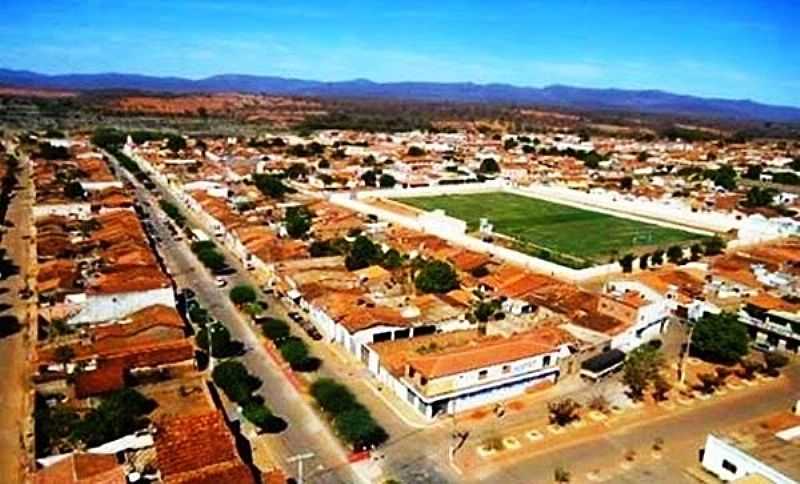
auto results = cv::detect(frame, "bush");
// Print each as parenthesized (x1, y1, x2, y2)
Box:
(691, 312, 750, 364)
(414, 260, 459, 294)
(212, 361, 261, 404)
(333, 406, 388, 450)
(230, 285, 257, 305)
(261, 318, 290, 342)
(71, 389, 156, 448)
(279, 337, 310, 368)
(242, 401, 287, 433)
(310, 378, 357, 415)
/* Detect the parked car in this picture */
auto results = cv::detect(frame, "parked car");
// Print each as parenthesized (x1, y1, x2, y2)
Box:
(181, 288, 196, 300)
(213, 266, 237, 277)
(752, 341, 773, 353)
(303, 323, 323, 341)
(288, 311, 303, 323)
(215, 277, 228, 288)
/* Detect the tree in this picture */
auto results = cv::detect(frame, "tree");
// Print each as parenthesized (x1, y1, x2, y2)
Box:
(652, 375, 672, 402)
(651, 250, 664, 265)
(253, 174, 293, 199)
(620, 254, 635, 273)
(691, 312, 750, 364)
(414, 260, 459, 294)
(473, 300, 497, 323)
(690, 243, 703, 261)
(242, 401, 287, 433)
(71, 389, 155, 448)
(360, 170, 377, 187)
(286, 162, 309, 180)
(739, 357, 762, 380)
(709, 165, 737, 191)
(261, 318, 290, 342)
(229, 285, 257, 305)
(548, 398, 581, 426)
(166, 134, 187, 153)
(696, 372, 721, 394)
(345, 236, 381, 271)
(764, 352, 789, 376)
(667, 245, 683, 264)
(379, 173, 396, 188)
(54, 345, 75, 372)
(639, 254, 649, 270)
(285, 206, 312, 239)
(63, 181, 85, 200)
(310, 378, 358, 415)
(380, 248, 403, 269)
(197, 323, 242, 358)
(620, 176, 634, 191)
(407, 146, 425, 157)
(744, 165, 763, 180)
(702, 236, 726, 256)
(743, 186, 778, 208)
(196, 249, 226, 271)
(334, 406, 388, 450)
(479, 158, 500, 174)
(279, 338, 311, 370)
(554, 466, 571, 483)
(212, 360, 260, 404)
(623, 345, 664, 400)
(503, 138, 518, 151)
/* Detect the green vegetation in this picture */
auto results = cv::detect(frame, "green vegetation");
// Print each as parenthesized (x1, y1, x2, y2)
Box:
(196, 323, 243, 358)
(253, 173, 295, 199)
(344, 235, 405, 271)
(623, 344, 665, 401)
(310, 378, 388, 450)
(415, 260, 459, 294)
(212, 360, 261, 404)
(190, 240, 227, 271)
(260, 317, 291, 342)
(285, 206, 313, 239)
(400, 192, 703, 267)
(691, 312, 750, 364)
(35, 389, 156, 455)
(159, 200, 186, 226)
(229, 284, 257, 305)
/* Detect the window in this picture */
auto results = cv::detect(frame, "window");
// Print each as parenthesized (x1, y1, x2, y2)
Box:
(502, 365, 511, 374)
(407, 388, 415, 404)
(420, 377, 428, 386)
(542, 355, 552, 367)
(721, 459, 737, 474)
(478, 370, 488, 380)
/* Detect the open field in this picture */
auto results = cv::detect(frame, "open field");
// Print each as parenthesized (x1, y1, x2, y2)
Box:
(398, 192, 704, 267)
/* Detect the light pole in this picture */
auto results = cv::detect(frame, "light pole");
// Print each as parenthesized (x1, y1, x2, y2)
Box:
(287, 452, 314, 484)
(679, 322, 694, 386)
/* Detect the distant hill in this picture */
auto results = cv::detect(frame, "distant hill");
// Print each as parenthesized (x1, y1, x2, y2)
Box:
(2, 67, 799, 122)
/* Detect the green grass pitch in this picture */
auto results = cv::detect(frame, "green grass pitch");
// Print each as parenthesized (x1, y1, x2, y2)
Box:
(398, 192, 704, 266)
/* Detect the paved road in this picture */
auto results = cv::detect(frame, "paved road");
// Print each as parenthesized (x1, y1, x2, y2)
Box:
(118, 164, 359, 484)
(463, 365, 800, 484)
(0, 148, 34, 483)
(114, 150, 800, 484)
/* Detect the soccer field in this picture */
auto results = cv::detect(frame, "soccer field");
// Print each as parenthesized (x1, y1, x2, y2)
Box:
(398, 192, 704, 267)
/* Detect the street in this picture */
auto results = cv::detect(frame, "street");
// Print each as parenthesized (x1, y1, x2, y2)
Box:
(0, 148, 34, 484)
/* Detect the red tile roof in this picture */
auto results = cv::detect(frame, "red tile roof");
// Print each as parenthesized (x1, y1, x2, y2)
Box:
(35, 453, 125, 484)
(155, 411, 255, 484)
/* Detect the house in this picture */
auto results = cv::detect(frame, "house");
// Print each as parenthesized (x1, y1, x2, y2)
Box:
(35, 453, 125, 484)
(154, 411, 256, 484)
(700, 410, 800, 483)
(739, 293, 800, 353)
(369, 327, 572, 419)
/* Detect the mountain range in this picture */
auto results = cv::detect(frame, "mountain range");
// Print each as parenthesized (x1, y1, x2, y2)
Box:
(2, 67, 799, 122)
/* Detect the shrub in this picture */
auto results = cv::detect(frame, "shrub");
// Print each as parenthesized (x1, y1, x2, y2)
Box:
(230, 285, 257, 305)
(414, 260, 458, 294)
(310, 378, 357, 415)
(242, 401, 287, 433)
(261, 318, 290, 342)
(548, 398, 581, 426)
(212, 361, 261, 404)
(279, 338, 310, 369)
(333, 406, 388, 450)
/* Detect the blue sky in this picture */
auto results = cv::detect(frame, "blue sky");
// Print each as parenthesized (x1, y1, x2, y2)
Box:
(1, 0, 798, 106)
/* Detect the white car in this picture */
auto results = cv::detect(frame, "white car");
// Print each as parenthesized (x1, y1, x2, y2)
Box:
(215, 277, 228, 288)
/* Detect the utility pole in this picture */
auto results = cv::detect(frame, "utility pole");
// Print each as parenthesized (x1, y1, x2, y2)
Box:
(287, 452, 314, 484)
(679, 322, 694, 386)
